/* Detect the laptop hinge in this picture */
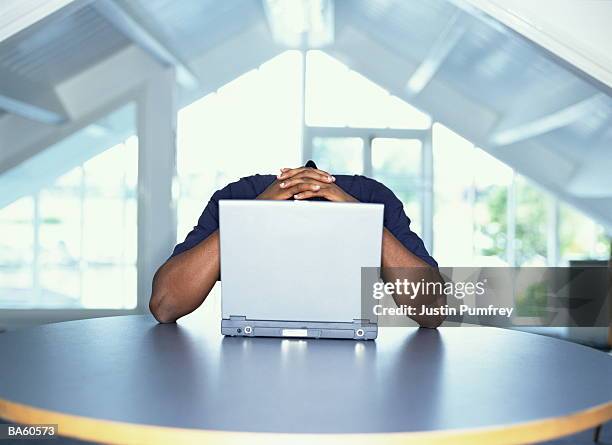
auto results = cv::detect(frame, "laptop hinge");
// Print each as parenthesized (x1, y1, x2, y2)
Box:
(229, 315, 246, 321)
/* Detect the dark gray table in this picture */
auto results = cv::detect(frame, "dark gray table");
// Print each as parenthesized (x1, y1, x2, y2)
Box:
(0, 307, 611, 444)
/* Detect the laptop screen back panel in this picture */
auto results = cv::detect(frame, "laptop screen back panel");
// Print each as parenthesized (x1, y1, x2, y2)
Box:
(219, 200, 383, 325)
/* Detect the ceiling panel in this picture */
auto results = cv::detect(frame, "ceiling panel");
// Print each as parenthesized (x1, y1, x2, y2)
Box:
(128, 0, 264, 60)
(439, 18, 590, 112)
(336, 0, 457, 63)
(0, 4, 129, 85)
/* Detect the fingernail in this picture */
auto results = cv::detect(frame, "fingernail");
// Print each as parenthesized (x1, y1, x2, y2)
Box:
(280, 182, 285, 188)
(294, 194, 300, 199)
(313, 185, 320, 190)
(277, 174, 282, 179)
(332, 176, 336, 181)
(327, 176, 332, 182)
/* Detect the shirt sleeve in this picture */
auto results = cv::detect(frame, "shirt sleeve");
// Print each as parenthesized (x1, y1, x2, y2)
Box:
(374, 181, 438, 268)
(170, 189, 224, 259)
(170, 176, 267, 259)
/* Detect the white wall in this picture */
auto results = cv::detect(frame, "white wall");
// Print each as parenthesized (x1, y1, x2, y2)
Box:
(463, 0, 612, 89)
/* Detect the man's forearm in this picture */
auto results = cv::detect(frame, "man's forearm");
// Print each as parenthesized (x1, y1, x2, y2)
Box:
(149, 230, 220, 323)
(381, 228, 446, 328)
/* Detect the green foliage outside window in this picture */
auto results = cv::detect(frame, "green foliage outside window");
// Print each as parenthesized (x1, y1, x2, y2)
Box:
(515, 178, 548, 266)
(474, 186, 507, 259)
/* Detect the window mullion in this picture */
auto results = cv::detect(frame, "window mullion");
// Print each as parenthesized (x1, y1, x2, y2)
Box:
(422, 130, 433, 252)
(547, 198, 559, 266)
(507, 172, 517, 266)
(363, 136, 372, 177)
(33, 193, 41, 307)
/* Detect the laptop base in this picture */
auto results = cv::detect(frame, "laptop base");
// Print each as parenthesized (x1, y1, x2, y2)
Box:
(222, 316, 377, 340)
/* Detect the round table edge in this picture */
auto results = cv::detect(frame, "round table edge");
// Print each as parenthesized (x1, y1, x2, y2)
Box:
(0, 397, 611, 445)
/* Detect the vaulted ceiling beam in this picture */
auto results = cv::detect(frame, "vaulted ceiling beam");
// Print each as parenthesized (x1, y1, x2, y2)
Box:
(490, 93, 606, 146)
(0, 67, 68, 124)
(92, 0, 198, 89)
(405, 12, 465, 96)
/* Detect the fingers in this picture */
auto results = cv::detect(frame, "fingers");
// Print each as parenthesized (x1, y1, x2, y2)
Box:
(294, 185, 355, 202)
(293, 190, 320, 200)
(281, 169, 335, 184)
(279, 176, 330, 190)
(284, 182, 322, 197)
(277, 182, 324, 200)
(278, 167, 335, 183)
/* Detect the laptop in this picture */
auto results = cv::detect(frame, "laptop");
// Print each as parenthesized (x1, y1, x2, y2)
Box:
(219, 200, 383, 340)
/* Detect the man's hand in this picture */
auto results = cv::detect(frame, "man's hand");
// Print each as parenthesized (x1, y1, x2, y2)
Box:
(257, 166, 357, 202)
(257, 166, 335, 200)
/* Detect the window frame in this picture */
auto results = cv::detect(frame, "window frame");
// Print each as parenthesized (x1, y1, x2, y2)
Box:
(303, 126, 434, 251)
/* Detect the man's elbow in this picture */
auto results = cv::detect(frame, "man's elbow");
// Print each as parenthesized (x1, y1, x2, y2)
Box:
(418, 313, 446, 329)
(149, 269, 178, 324)
(149, 295, 178, 324)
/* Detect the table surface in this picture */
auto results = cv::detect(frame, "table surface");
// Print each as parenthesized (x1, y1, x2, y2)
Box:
(0, 300, 611, 444)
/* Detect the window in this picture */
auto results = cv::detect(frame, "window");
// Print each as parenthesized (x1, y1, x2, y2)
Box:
(434, 124, 513, 266)
(311, 137, 364, 174)
(372, 138, 422, 234)
(311, 137, 424, 236)
(433, 122, 609, 266)
(559, 203, 610, 264)
(472, 149, 512, 264)
(0, 104, 137, 309)
(0, 198, 34, 306)
(433, 123, 474, 265)
(305, 50, 431, 129)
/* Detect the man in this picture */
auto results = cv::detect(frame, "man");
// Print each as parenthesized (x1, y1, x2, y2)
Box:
(150, 162, 446, 327)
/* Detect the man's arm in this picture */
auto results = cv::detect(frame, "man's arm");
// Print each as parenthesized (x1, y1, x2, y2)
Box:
(381, 228, 446, 328)
(149, 231, 220, 323)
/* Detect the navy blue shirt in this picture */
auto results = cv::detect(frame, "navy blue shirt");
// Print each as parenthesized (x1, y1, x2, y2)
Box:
(172, 174, 437, 267)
